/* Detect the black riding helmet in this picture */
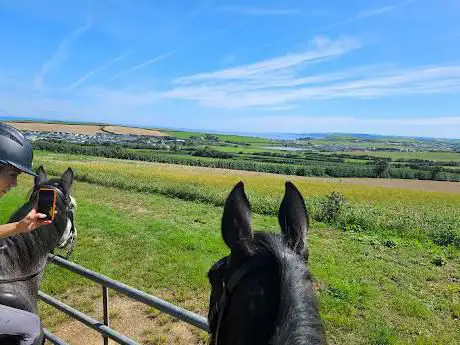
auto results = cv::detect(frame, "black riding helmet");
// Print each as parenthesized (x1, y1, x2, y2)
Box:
(0, 122, 37, 176)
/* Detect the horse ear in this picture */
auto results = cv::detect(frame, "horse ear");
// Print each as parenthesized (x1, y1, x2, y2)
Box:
(221, 181, 253, 252)
(278, 181, 309, 259)
(34, 166, 48, 185)
(61, 167, 74, 190)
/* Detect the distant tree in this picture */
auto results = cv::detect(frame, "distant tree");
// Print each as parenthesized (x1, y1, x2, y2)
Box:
(430, 166, 442, 180)
(204, 134, 219, 141)
(374, 160, 390, 178)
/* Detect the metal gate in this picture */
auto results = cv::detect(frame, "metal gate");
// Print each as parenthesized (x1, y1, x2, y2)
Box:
(40, 254, 209, 345)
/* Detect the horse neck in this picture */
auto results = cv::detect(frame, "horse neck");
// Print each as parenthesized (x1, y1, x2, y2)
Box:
(5, 202, 64, 273)
(218, 266, 281, 345)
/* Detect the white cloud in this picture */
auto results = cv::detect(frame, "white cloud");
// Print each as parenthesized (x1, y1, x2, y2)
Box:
(65, 50, 132, 91)
(174, 36, 361, 83)
(316, 0, 417, 32)
(1, 71, 460, 138)
(34, 21, 91, 90)
(357, 0, 416, 18)
(105, 50, 176, 82)
(162, 34, 460, 110)
(216, 6, 301, 16)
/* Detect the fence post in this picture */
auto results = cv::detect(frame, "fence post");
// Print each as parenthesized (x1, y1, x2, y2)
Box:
(103, 286, 110, 345)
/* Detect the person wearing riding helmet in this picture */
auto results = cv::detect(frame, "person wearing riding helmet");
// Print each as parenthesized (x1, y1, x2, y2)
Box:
(0, 122, 51, 344)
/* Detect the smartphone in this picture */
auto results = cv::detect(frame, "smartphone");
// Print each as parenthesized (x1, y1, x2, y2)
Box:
(36, 188, 57, 221)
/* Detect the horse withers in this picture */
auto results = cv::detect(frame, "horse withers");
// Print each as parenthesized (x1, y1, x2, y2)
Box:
(0, 166, 77, 345)
(207, 181, 327, 345)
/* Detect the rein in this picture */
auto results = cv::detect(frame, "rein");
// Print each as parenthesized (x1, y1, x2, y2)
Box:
(0, 184, 76, 284)
(0, 270, 42, 284)
(210, 257, 272, 345)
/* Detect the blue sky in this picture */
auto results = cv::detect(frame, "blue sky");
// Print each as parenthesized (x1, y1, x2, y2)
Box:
(1, 0, 460, 138)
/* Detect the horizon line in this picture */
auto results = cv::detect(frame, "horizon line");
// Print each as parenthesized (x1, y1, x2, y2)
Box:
(1, 116, 460, 141)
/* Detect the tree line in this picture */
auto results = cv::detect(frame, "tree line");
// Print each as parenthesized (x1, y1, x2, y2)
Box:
(33, 140, 460, 181)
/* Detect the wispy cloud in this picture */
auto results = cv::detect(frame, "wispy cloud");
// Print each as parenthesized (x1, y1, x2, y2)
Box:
(175, 36, 361, 83)
(165, 0, 215, 34)
(184, 0, 215, 22)
(2, 69, 460, 138)
(160, 35, 460, 109)
(65, 50, 132, 92)
(34, 21, 91, 90)
(165, 63, 460, 109)
(105, 50, 176, 82)
(216, 6, 301, 16)
(317, 0, 416, 31)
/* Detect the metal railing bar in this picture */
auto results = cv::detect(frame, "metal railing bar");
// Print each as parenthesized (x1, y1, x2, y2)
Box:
(46, 254, 209, 332)
(43, 329, 69, 345)
(38, 291, 140, 345)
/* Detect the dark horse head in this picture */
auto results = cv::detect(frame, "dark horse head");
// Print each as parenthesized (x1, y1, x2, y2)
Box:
(0, 166, 77, 344)
(207, 181, 327, 345)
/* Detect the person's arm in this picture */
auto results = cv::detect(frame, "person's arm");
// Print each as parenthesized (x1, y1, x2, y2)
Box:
(0, 209, 52, 238)
(0, 222, 21, 237)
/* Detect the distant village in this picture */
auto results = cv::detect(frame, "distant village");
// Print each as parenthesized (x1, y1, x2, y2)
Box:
(21, 129, 460, 154)
(22, 130, 186, 148)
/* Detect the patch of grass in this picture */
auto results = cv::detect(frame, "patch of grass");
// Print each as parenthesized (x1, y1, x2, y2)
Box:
(367, 321, 397, 345)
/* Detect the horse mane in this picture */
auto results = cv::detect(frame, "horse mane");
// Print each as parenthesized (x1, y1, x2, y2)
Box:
(252, 233, 326, 345)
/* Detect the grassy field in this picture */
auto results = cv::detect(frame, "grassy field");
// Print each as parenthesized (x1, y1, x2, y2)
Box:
(33, 151, 460, 247)
(1, 152, 459, 344)
(196, 145, 283, 154)
(164, 130, 274, 144)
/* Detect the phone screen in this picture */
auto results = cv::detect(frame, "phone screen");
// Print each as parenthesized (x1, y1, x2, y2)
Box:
(37, 189, 57, 220)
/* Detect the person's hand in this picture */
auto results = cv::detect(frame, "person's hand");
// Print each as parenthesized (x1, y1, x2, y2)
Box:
(16, 209, 52, 234)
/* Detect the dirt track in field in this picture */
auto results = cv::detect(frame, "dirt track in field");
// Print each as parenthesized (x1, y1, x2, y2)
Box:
(326, 177, 460, 194)
(5, 122, 167, 137)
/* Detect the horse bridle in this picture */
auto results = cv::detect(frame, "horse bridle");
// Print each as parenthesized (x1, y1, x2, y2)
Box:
(0, 184, 76, 284)
(209, 256, 272, 345)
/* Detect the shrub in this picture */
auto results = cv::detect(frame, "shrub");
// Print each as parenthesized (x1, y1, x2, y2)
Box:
(317, 192, 348, 223)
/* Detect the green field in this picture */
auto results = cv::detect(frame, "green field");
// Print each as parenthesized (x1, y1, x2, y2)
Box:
(333, 151, 460, 162)
(164, 130, 273, 144)
(195, 145, 282, 154)
(32, 151, 460, 246)
(1, 152, 459, 344)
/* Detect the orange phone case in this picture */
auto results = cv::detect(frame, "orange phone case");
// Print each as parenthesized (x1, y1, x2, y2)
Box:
(38, 188, 57, 221)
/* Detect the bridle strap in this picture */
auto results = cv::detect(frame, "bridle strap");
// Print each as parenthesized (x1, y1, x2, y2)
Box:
(34, 184, 76, 258)
(226, 259, 269, 294)
(213, 257, 273, 345)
